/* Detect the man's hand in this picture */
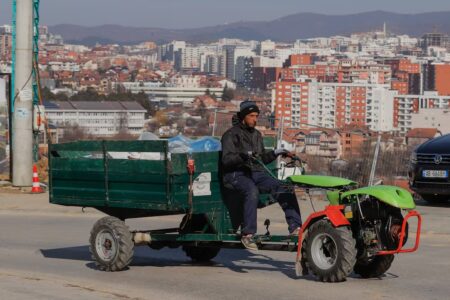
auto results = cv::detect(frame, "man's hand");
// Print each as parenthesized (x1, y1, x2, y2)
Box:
(239, 151, 254, 161)
(274, 148, 292, 157)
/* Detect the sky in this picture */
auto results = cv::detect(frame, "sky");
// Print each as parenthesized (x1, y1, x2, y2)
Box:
(1, 0, 450, 29)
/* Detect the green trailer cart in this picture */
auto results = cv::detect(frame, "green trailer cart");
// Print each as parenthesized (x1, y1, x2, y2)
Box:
(49, 139, 421, 282)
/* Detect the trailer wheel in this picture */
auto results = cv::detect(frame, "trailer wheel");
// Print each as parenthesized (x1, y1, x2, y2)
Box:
(304, 219, 357, 282)
(182, 245, 221, 262)
(354, 255, 395, 278)
(89, 216, 134, 272)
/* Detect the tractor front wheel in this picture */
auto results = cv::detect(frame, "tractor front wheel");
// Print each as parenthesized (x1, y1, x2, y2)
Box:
(303, 220, 357, 282)
(354, 254, 395, 278)
(89, 216, 134, 271)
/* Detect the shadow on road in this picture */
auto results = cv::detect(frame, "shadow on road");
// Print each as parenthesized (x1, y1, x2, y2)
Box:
(41, 245, 300, 278)
(40, 245, 400, 281)
(40, 246, 93, 261)
(130, 247, 301, 279)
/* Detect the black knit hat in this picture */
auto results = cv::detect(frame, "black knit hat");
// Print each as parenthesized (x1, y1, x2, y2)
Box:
(238, 100, 260, 120)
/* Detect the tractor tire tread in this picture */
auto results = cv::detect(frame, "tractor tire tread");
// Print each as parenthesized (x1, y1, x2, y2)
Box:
(303, 220, 357, 282)
(354, 254, 395, 278)
(89, 216, 134, 272)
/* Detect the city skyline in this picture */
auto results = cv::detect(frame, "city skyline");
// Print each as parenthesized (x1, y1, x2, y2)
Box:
(1, 0, 450, 29)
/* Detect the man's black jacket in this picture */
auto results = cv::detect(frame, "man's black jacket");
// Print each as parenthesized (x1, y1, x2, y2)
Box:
(221, 123, 277, 173)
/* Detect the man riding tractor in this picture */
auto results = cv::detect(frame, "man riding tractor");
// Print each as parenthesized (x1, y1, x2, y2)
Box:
(221, 100, 302, 250)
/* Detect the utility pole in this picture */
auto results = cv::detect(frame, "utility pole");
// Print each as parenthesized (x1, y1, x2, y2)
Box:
(276, 117, 285, 179)
(12, 0, 34, 186)
(212, 108, 218, 137)
(277, 117, 285, 149)
(419, 63, 424, 95)
(368, 134, 382, 186)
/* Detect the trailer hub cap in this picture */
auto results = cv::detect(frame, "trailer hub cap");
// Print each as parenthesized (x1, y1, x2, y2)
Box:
(95, 230, 118, 262)
(311, 233, 337, 270)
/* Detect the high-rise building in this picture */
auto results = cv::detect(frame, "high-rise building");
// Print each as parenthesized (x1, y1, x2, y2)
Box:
(235, 56, 248, 85)
(234, 48, 255, 84)
(252, 67, 281, 90)
(384, 58, 420, 95)
(242, 57, 254, 88)
(434, 64, 450, 96)
(157, 44, 171, 61)
(218, 54, 226, 77)
(257, 40, 276, 57)
(422, 61, 435, 92)
(394, 93, 450, 133)
(223, 45, 236, 80)
(273, 79, 395, 132)
(181, 46, 201, 71)
(0, 33, 12, 59)
(174, 49, 183, 71)
(162, 41, 186, 62)
(0, 25, 12, 34)
(421, 33, 449, 50)
(232, 47, 255, 81)
(420, 62, 450, 96)
(201, 54, 221, 74)
(411, 109, 450, 135)
(283, 54, 315, 67)
(173, 45, 201, 72)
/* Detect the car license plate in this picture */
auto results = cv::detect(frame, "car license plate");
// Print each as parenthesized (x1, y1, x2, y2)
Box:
(422, 170, 448, 178)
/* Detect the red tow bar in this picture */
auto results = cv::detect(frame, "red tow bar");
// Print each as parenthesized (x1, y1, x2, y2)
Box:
(376, 210, 422, 255)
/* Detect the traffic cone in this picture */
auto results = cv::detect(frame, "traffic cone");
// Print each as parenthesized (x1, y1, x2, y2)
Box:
(31, 164, 44, 193)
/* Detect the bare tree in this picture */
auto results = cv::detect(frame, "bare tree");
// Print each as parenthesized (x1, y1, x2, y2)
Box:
(193, 119, 212, 136)
(110, 131, 136, 141)
(60, 123, 95, 142)
(304, 155, 331, 175)
(116, 111, 128, 134)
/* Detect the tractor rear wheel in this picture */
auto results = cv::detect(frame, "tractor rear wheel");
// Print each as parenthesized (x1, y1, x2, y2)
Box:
(179, 214, 221, 262)
(89, 216, 134, 271)
(182, 245, 221, 262)
(354, 255, 395, 278)
(303, 220, 357, 282)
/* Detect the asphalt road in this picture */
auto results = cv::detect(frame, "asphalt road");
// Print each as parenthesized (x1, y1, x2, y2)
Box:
(0, 193, 449, 300)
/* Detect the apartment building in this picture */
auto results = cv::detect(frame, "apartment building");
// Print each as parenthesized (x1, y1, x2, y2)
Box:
(44, 101, 146, 137)
(273, 79, 395, 132)
(118, 82, 223, 105)
(410, 109, 450, 135)
(0, 33, 12, 59)
(421, 33, 449, 50)
(394, 92, 450, 133)
(385, 58, 420, 95)
(434, 64, 450, 96)
(294, 129, 342, 159)
(233, 47, 255, 81)
(257, 40, 276, 57)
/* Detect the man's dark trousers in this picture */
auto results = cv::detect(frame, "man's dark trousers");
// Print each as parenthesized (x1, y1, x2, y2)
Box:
(224, 170, 302, 235)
